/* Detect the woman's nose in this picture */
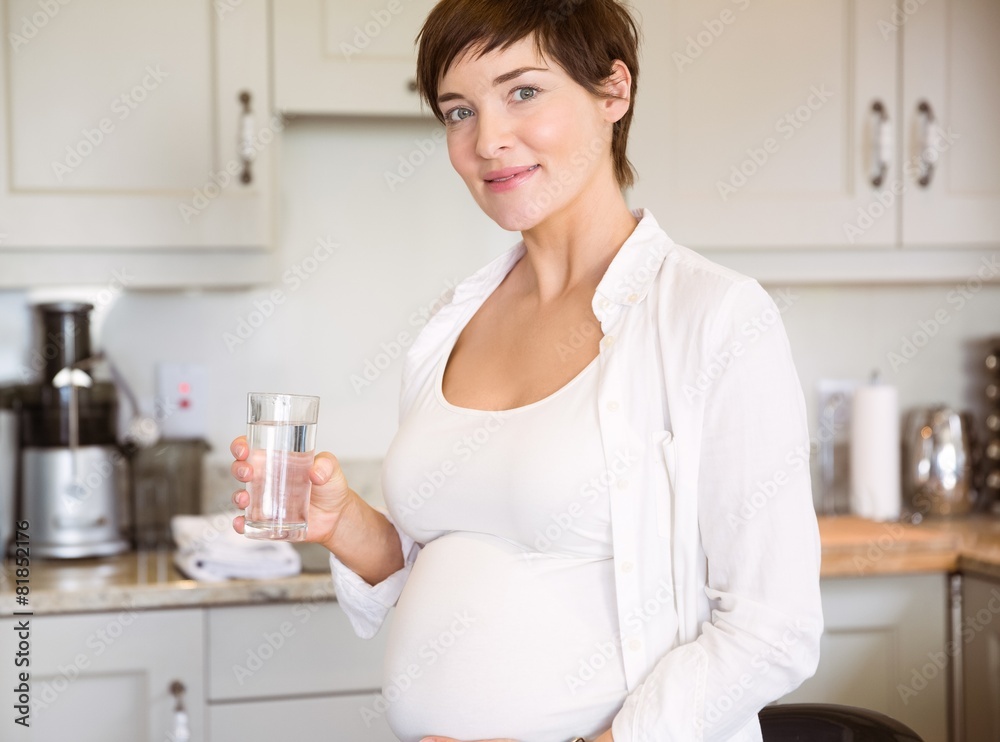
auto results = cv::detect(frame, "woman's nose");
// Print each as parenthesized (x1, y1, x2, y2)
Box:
(474, 111, 513, 160)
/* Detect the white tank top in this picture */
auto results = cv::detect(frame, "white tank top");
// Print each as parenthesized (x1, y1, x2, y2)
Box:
(380, 333, 628, 742)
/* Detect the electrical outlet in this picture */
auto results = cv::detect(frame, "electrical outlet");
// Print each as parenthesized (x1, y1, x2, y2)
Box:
(156, 362, 208, 439)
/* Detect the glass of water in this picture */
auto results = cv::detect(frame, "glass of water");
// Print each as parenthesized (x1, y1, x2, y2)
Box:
(245, 392, 319, 541)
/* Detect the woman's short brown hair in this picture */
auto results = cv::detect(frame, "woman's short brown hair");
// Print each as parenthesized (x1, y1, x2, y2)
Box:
(415, 0, 641, 190)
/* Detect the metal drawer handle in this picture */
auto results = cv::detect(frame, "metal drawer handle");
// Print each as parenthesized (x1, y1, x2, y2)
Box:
(916, 100, 940, 188)
(169, 680, 190, 742)
(869, 100, 892, 188)
(238, 91, 255, 185)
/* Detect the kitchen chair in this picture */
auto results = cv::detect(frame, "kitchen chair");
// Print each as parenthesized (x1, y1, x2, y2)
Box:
(759, 703, 925, 741)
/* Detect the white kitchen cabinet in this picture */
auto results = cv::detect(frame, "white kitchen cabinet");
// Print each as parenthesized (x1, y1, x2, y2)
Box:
(962, 573, 1000, 742)
(0, 0, 276, 287)
(777, 573, 948, 742)
(273, 0, 437, 116)
(205, 601, 396, 742)
(0, 607, 205, 742)
(627, 0, 1000, 281)
(208, 693, 399, 741)
(902, 0, 1000, 248)
(629, 0, 899, 250)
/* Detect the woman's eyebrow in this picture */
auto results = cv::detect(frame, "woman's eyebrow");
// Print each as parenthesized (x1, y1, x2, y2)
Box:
(437, 66, 550, 105)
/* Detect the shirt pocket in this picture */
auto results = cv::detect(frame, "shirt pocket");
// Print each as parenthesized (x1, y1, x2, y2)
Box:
(652, 429, 677, 538)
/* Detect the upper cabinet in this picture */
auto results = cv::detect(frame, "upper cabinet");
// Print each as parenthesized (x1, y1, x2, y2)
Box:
(0, 0, 275, 287)
(627, 0, 1000, 276)
(902, 0, 1000, 248)
(273, 0, 438, 116)
(629, 0, 899, 250)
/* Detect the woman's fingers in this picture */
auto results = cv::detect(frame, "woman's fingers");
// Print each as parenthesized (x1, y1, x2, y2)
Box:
(231, 489, 249, 509)
(231, 458, 252, 482)
(230, 435, 249, 460)
(310, 452, 337, 485)
(232, 513, 246, 534)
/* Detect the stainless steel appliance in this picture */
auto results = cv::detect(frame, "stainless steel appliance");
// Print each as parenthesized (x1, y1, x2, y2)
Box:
(0, 410, 17, 556)
(0, 302, 130, 557)
(902, 405, 976, 517)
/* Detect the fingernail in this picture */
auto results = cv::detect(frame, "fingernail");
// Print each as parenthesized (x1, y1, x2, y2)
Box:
(237, 466, 249, 478)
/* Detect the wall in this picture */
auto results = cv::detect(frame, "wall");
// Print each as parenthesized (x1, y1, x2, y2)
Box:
(1, 117, 999, 510)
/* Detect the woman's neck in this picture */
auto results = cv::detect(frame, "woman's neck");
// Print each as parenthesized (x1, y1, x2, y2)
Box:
(516, 187, 639, 305)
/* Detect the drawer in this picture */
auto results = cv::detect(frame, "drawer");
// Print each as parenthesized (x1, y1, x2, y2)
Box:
(206, 601, 390, 701)
(207, 693, 398, 742)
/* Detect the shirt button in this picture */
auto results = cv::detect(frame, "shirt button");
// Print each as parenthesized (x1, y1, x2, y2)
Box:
(617, 478, 629, 490)
(628, 638, 642, 651)
(627, 292, 638, 303)
(602, 335, 616, 349)
(606, 400, 620, 412)
(620, 561, 634, 573)
(599, 297, 611, 310)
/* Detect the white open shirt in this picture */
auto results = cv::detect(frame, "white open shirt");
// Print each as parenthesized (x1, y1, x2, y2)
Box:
(329, 208, 824, 742)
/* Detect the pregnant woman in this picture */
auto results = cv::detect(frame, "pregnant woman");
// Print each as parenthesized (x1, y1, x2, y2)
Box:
(231, 1, 823, 740)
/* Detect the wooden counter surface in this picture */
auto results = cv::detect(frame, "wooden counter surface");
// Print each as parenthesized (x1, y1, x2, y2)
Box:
(818, 514, 1000, 580)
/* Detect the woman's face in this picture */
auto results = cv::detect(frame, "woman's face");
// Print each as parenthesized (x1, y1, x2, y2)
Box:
(438, 36, 628, 233)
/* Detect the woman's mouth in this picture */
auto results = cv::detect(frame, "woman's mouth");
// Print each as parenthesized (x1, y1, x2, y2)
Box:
(484, 165, 540, 192)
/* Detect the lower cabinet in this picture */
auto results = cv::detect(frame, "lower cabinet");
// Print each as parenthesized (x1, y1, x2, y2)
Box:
(0, 607, 205, 742)
(0, 600, 396, 741)
(963, 573, 1000, 742)
(208, 693, 398, 741)
(777, 573, 949, 742)
(205, 601, 396, 742)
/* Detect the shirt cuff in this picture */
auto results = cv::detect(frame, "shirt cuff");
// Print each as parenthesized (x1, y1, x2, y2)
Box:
(328, 505, 421, 639)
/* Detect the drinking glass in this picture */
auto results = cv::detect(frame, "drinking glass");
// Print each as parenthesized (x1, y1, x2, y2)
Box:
(244, 392, 319, 541)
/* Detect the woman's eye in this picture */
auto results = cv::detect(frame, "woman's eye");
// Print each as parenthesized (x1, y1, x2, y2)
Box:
(445, 107, 473, 123)
(513, 86, 538, 102)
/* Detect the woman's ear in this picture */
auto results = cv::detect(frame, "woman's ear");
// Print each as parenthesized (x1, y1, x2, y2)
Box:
(601, 59, 632, 124)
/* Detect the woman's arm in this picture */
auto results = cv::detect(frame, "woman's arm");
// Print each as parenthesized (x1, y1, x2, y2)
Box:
(613, 280, 823, 741)
(322, 486, 405, 585)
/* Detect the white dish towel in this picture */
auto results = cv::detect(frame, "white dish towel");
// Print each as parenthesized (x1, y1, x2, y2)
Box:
(171, 513, 302, 582)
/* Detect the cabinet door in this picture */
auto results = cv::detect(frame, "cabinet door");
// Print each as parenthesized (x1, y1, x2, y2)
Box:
(963, 575, 1000, 742)
(628, 0, 899, 249)
(0, 608, 204, 742)
(778, 573, 948, 742)
(0, 1, 274, 268)
(206, 601, 391, 701)
(273, 0, 437, 116)
(208, 693, 398, 742)
(902, 0, 1000, 247)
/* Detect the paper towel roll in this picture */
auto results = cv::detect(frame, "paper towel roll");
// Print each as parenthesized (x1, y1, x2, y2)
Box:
(850, 383, 901, 521)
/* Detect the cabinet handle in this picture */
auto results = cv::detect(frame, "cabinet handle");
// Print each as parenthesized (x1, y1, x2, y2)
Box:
(869, 100, 892, 188)
(915, 100, 940, 188)
(169, 680, 191, 742)
(238, 91, 255, 185)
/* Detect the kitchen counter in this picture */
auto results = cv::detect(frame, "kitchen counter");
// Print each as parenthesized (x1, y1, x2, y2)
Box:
(0, 547, 336, 617)
(819, 514, 1000, 580)
(3, 515, 1000, 616)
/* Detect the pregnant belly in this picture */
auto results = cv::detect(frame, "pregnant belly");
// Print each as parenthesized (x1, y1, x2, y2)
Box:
(381, 531, 628, 742)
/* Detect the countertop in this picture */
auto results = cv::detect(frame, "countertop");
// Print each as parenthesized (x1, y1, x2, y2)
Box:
(3, 515, 1000, 617)
(0, 546, 336, 617)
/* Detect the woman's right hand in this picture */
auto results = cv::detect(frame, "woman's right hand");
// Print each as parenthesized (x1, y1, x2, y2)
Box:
(230, 435, 357, 549)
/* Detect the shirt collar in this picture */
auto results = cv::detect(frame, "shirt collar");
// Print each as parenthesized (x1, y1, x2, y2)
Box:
(441, 207, 671, 323)
(591, 207, 672, 324)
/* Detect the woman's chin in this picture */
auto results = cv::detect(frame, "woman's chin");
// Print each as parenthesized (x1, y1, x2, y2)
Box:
(481, 203, 548, 234)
